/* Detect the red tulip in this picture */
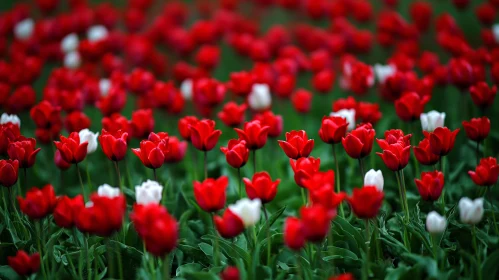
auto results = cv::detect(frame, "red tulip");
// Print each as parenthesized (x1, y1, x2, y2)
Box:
(53, 195, 85, 228)
(220, 139, 250, 169)
(178, 116, 199, 141)
(312, 69, 335, 94)
(253, 111, 283, 138)
(243, 172, 280, 203)
(218, 102, 247, 128)
(228, 71, 254, 97)
(64, 111, 91, 133)
(275, 74, 296, 99)
(395, 92, 430, 122)
(357, 102, 382, 125)
(291, 89, 312, 113)
(303, 171, 346, 210)
(8, 251, 40, 277)
(329, 273, 355, 280)
(278, 130, 314, 159)
(290, 157, 321, 188)
(414, 171, 445, 201)
(234, 120, 270, 150)
(413, 138, 441, 166)
(194, 176, 228, 212)
(318, 116, 349, 144)
(99, 129, 128, 162)
(221, 266, 240, 280)
(333, 96, 357, 112)
(76, 193, 126, 237)
(0, 159, 19, 188)
(127, 68, 155, 95)
(7, 137, 41, 168)
(189, 119, 222, 151)
(132, 138, 168, 169)
(193, 78, 226, 107)
(377, 130, 412, 148)
(0, 123, 20, 155)
(53, 132, 88, 164)
(130, 109, 154, 139)
(469, 157, 499, 186)
(196, 45, 220, 70)
(470, 82, 497, 109)
(341, 123, 376, 159)
(18, 184, 57, 220)
(448, 58, 474, 91)
(426, 127, 460, 156)
(376, 142, 411, 172)
(165, 136, 187, 163)
(410, 1, 433, 31)
(54, 150, 71, 170)
(214, 208, 245, 238)
(102, 113, 130, 136)
(347, 186, 384, 219)
(300, 204, 333, 242)
(96, 87, 127, 117)
(284, 217, 305, 250)
(30, 101, 62, 144)
(462, 117, 490, 142)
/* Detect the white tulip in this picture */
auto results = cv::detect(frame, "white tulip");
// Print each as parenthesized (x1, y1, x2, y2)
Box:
(426, 211, 447, 234)
(364, 169, 384, 191)
(493, 24, 499, 44)
(14, 18, 34, 41)
(61, 33, 79, 54)
(99, 79, 111, 97)
(420, 110, 446, 132)
(87, 25, 108, 42)
(374, 64, 396, 84)
(459, 197, 484, 225)
(78, 129, 99, 154)
(229, 198, 262, 227)
(97, 184, 121, 198)
(135, 180, 163, 205)
(0, 113, 21, 127)
(330, 109, 356, 131)
(180, 79, 193, 100)
(64, 51, 81, 69)
(248, 84, 272, 111)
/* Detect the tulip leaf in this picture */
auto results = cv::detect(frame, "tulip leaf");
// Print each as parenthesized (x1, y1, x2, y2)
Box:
(258, 206, 286, 241)
(198, 242, 213, 256)
(482, 248, 499, 278)
(323, 246, 359, 261)
(0, 265, 21, 280)
(333, 216, 366, 251)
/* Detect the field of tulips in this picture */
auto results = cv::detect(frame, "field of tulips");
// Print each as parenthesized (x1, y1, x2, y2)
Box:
(1, 0, 499, 279)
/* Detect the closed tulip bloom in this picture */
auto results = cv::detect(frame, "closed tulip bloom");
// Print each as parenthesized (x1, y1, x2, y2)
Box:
(291, 89, 313, 113)
(377, 130, 412, 148)
(248, 84, 272, 111)
(130, 109, 154, 139)
(229, 198, 262, 227)
(459, 197, 484, 225)
(99, 129, 128, 161)
(194, 176, 228, 212)
(102, 114, 130, 136)
(65, 111, 91, 133)
(221, 266, 240, 280)
(306, 172, 346, 213)
(341, 123, 376, 159)
(136, 180, 163, 205)
(278, 130, 314, 159)
(30, 101, 62, 143)
(165, 137, 187, 163)
(0, 159, 19, 187)
(79, 129, 99, 154)
(469, 157, 499, 186)
(228, 71, 254, 97)
(347, 186, 384, 219)
(243, 172, 280, 203)
(18, 184, 57, 220)
(76, 192, 126, 236)
(319, 116, 349, 144)
(426, 211, 447, 234)
(290, 157, 321, 187)
(1, 113, 21, 127)
(54, 132, 89, 164)
(329, 273, 355, 280)
(462, 117, 490, 142)
(413, 138, 441, 166)
(194, 78, 226, 107)
(214, 208, 245, 238)
(357, 102, 382, 125)
(420, 110, 445, 132)
(395, 92, 430, 122)
(235, 120, 270, 150)
(376, 142, 411, 171)
(330, 109, 356, 131)
(220, 139, 249, 169)
(364, 169, 384, 191)
(7, 137, 41, 168)
(53, 195, 85, 228)
(0, 123, 21, 155)
(178, 116, 199, 141)
(253, 111, 283, 138)
(132, 140, 166, 169)
(284, 217, 305, 250)
(189, 119, 222, 151)
(218, 102, 247, 127)
(300, 204, 333, 242)
(312, 69, 335, 93)
(8, 251, 40, 277)
(426, 127, 460, 156)
(470, 82, 496, 109)
(54, 150, 71, 170)
(415, 171, 445, 201)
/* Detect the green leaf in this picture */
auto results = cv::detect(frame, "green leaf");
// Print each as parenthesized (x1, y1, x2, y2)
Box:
(176, 263, 203, 276)
(333, 216, 366, 252)
(199, 242, 213, 256)
(202, 235, 251, 266)
(323, 246, 359, 261)
(482, 248, 499, 278)
(258, 206, 286, 240)
(0, 265, 21, 280)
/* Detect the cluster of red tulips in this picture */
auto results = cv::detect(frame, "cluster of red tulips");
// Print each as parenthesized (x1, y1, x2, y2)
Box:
(1, 0, 499, 279)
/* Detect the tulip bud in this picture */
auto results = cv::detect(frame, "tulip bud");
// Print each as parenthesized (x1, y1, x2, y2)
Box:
(99, 79, 111, 97)
(0, 113, 21, 127)
(64, 51, 81, 70)
(61, 33, 79, 54)
(87, 25, 108, 42)
(135, 180, 163, 205)
(14, 18, 34, 41)
(364, 169, 384, 191)
(79, 129, 99, 154)
(8, 250, 40, 277)
(248, 84, 272, 111)
(374, 64, 396, 83)
(180, 79, 193, 101)
(426, 211, 447, 234)
(228, 198, 262, 227)
(330, 109, 356, 131)
(420, 110, 445, 132)
(97, 184, 121, 198)
(459, 197, 484, 225)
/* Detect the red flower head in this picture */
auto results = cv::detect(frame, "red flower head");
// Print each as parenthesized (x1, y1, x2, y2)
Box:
(54, 150, 71, 170)
(333, 96, 357, 112)
(76, 192, 126, 237)
(278, 130, 314, 160)
(53, 195, 85, 228)
(347, 186, 384, 219)
(218, 102, 247, 128)
(0, 123, 20, 155)
(234, 120, 270, 150)
(221, 266, 240, 280)
(291, 89, 312, 113)
(214, 208, 245, 238)
(130, 109, 154, 139)
(469, 82, 497, 109)
(130, 204, 178, 257)
(0, 159, 19, 188)
(228, 71, 254, 97)
(18, 184, 57, 220)
(253, 111, 283, 138)
(329, 273, 355, 280)
(132, 133, 169, 169)
(312, 69, 335, 94)
(413, 138, 441, 166)
(165, 136, 187, 163)
(376, 136, 412, 172)
(415, 171, 445, 201)
(96, 87, 127, 117)
(8, 137, 41, 169)
(178, 116, 199, 141)
(102, 113, 130, 136)
(341, 123, 376, 159)
(319, 116, 349, 145)
(303, 171, 346, 210)
(469, 157, 499, 186)
(300, 204, 333, 242)
(275, 74, 296, 99)
(194, 176, 228, 212)
(99, 129, 128, 162)
(395, 92, 431, 122)
(462, 117, 490, 142)
(195, 45, 220, 70)
(426, 127, 460, 156)
(410, 1, 433, 32)
(54, 132, 88, 164)
(243, 172, 280, 204)
(284, 217, 305, 250)
(189, 119, 222, 151)
(127, 68, 155, 95)
(448, 58, 474, 91)
(475, 3, 496, 26)
(30, 101, 62, 144)
(193, 78, 226, 107)
(377, 129, 412, 148)
(290, 157, 321, 188)
(220, 139, 249, 169)
(8, 251, 40, 277)
(64, 111, 91, 133)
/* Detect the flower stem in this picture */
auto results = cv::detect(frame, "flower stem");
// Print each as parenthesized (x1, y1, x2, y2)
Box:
(85, 235, 91, 280)
(116, 240, 124, 280)
(374, 221, 382, 262)
(35, 221, 48, 280)
(300, 188, 307, 206)
(237, 168, 242, 198)
(332, 144, 344, 218)
(252, 150, 256, 174)
(114, 161, 123, 192)
(263, 204, 271, 266)
(295, 252, 303, 280)
(431, 234, 438, 261)
(9, 186, 28, 238)
(76, 164, 87, 201)
(210, 213, 220, 266)
(472, 225, 483, 280)
(358, 158, 365, 178)
(163, 254, 170, 280)
(204, 151, 208, 180)
(23, 167, 27, 193)
(395, 171, 411, 251)
(476, 141, 480, 166)
(153, 169, 158, 181)
(124, 158, 133, 187)
(487, 187, 499, 235)
(363, 219, 370, 280)
(85, 159, 92, 192)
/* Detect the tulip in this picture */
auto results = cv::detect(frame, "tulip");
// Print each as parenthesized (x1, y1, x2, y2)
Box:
(14, 18, 34, 41)
(329, 273, 355, 280)
(132, 139, 167, 170)
(218, 102, 247, 128)
(18, 185, 57, 220)
(54, 132, 88, 164)
(243, 172, 280, 204)
(189, 119, 222, 152)
(376, 142, 411, 172)
(374, 64, 396, 83)
(180, 79, 193, 100)
(102, 114, 130, 136)
(130, 109, 155, 139)
(318, 116, 349, 144)
(76, 192, 126, 236)
(0, 123, 20, 155)
(87, 25, 109, 42)
(395, 92, 430, 122)
(278, 130, 314, 159)
(30, 101, 62, 144)
(469, 81, 496, 109)
(228, 71, 254, 97)
(357, 102, 382, 125)
(413, 138, 441, 166)
(229, 198, 262, 228)
(426, 127, 460, 156)
(468, 157, 499, 186)
(61, 33, 79, 54)
(458, 197, 484, 225)
(300, 204, 333, 242)
(291, 89, 313, 113)
(79, 129, 99, 154)
(420, 110, 445, 132)
(341, 123, 376, 159)
(64, 51, 81, 69)
(214, 209, 245, 238)
(0, 113, 21, 127)
(54, 150, 71, 170)
(53, 195, 85, 228)
(0, 159, 19, 188)
(462, 117, 490, 142)
(364, 169, 384, 191)
(7, 137, 41, 169)
(290, 157, 321, 188)
(221, 266, 240, 280)
(248, 83, 272, 111)
(330, 109, 356, 131)
(284, 217, 305, 250)
(99, 129, 128, 162)
(164, 136, 187, 163)
(347, 186, 384, 219)
(306, 172, 346, 214)
(8, 251, 40, 277)
(414, 171, 445, 201)
(312, 69, 335, 93)
(235, 120, 270, 150)
(194, 176, 228, 212)
(253, 111, 283, 138)
(193, 78, 226, 107)
(220, 139, 250, 169)
(178, 116, 199, 141)
(97, 184, 121, 198)
(136, 180, 163, 205)
(426, 211, 447, 234)
(65, 111, 91, 133)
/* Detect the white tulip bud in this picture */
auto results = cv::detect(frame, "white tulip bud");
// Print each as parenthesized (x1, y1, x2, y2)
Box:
(420, 110, 445, 132)
(493, 24, 499, 44)
(0, 113, 21, 127)
(248, 84, 272, 111)
(64, 51, 81, 69)
(374, 64, 396, 84)
(99, 79, 111, 97)
(330, 109, 356, 131)
(97, 184, 121, 198)
(180, 79, 193, 100)
(61, 33, 79, 54)
(14, 18, 34, 41)
(135, 180, 163, 205)
(78, 129, 99, 154)
(459, 197, 484, 225)
(426, 211, 447, 234)
(364, 169, 384, 191)
(87, 25, 108, 42)
(229, 198, 262, 227)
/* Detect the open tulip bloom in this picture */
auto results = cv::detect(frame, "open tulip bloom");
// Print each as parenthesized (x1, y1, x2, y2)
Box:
(3, 2, 499, 280)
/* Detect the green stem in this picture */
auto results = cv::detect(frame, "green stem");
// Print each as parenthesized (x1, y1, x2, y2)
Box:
(399, 170, 410, 221)
(487, 187, 499, 235)
(204, 151, 208, 180)
(238, 168, 242, 199)
(117, 241, 124, 280)
(85, 235, 91, 280)
(300, 188, 307, 206)
(252, 150, 256, 174)
(153, 168, 158, 181)
(85, 159, 92, 192)
(431, 234, 438, 260)
(295, 252, 303, 280)
(359, 158, 365, 178)
(332, 144, 344, 218)
(374, 221, 382, 262)
(9, 186, 28, 238)
(363, 219, 370, 280)
(163, 254, 170, 280)
(76, 164, 87, 201)
(114, 161, 123, 193)
(315, 243, 324, 278)
(395, 171, 411, 251)
(263, 204, 271, 266)
(472, 225, 482, 280)
(476, 141, 480, 166)
(35, 221, 48, 280)
(23, 168, 27, 194)
(211, 213, 220, 267)
(124, 158, 133, 187)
